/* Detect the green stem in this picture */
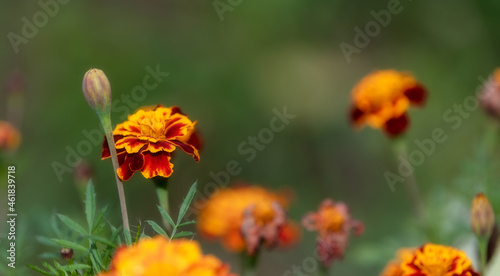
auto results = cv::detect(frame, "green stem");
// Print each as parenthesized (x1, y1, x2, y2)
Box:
(479, 238, 488, 275)
(392, 138, 426, 224)
(100, 114, 130, 232)
(241, 253, 258, 276)
(155, 184, 172, 231)
(317, 265, 329, 276)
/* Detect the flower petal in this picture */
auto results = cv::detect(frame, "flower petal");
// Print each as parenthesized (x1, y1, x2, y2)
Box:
(349, 105, 365, 126)
(169, 140, 200, 161)
(384, 114, 409, 137)
(404, 85, 427, 106)
(117, 154, 142, 181)
(140, 152, 174, 179)
(147, 141, 176, 153)
(116, 137, 147, 153)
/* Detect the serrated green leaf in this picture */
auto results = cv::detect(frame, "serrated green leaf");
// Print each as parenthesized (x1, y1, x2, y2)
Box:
(53, 260, 68, 276)
(57, 215, 87, 236)
(85, 180, 96, 234)
(27, 264, 53, 276)
(178, 220, 196, 227)
(177, 181, 197, 225)
(146, 220, 170, 238)
(92, 206, 108, 234)
(90, 244, 105, 271)
(156, 205, 175, 228)
(173, 231, 194, 239)
(50, 239, 87, 252)
(41, 261, 58, 275)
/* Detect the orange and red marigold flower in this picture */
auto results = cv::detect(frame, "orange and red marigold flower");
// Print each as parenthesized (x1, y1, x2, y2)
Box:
(102, 105, 200, 181)
(197, 185, 300, 255)
(302, 199, 364, 268)
(380, 244, 479, 276)
(0, 120, 21, 151)
(97, 236, 236, 276)
(349, 70, 427, 137)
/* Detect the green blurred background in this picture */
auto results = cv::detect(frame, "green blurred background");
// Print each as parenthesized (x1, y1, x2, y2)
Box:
(2, 0, 500, 275)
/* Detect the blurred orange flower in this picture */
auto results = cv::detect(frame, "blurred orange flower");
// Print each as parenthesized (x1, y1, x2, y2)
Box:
(98, 236, 236, 276)
(198, 185, 300, 255)
(0, 121, 21, 151)
(349, 70, 427, 137)
(382, 244, 479, 276)
(379, 248, 414, 276)
(102, 105, 200, 181)
(302, 199, 364, 267)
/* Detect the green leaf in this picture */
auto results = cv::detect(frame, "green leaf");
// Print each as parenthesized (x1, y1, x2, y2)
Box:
(123, 228, 132, 246)
(146, 220, 170, 238)
(53, 261, 68, 276)
(178, 220, 197, 227)
(41, 261, 58, 275)
(85, 180, 96, 234)
(157, 205, 175, 228)
(86, 235, 116, 248)
(57, 215, 87, 236)
(173, 231, 194, 239)
(36, 236, 58, 247)
(50, 239, 88, 252)
(27, 264, 53, 276)
(59, 264, 91, 271)
(177, 181, 197, 225)
(92, 206, 108, 234)
(51, 214, 62, 238)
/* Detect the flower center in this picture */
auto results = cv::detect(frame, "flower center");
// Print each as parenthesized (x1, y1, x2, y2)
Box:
(323, 207, 344, 232)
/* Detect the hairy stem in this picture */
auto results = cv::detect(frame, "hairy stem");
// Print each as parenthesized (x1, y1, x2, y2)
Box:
(100, 115, 130, 232)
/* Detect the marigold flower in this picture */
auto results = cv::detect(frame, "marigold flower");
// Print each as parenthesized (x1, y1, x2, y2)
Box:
(379, 248, 414, 276)
(97, 236, 236, 276)
(102, 105, 200, 181)
(349, 70, 427, 137)
(0, 121, 21, 151)
(471, 193, 495, 239)
(397, 243, 479, 276)
(479, 68, 500, 118)
(198, 185, 300, 255)
(302, 199, 364, 267)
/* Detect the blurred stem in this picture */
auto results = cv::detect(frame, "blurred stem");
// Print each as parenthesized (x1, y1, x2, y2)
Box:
(154, 177, 172, 231)
(479, 238, 488, 275)
(99, 114, 130, 232)
(484, 121, 499, 156)
(317, 265, 329, 276)
(392, 138, 426, 225)
(241, 252, 258, 276)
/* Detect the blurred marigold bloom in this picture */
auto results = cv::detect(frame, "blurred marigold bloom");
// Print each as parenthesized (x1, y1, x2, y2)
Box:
(98, 236, 236, 276)
(479, 68, 500, 118)
(382, 244, 479, 276)
(0, 121, 21, 151)
(471, 193, 495, 239)
(198, 185, 300, 255)
(302, 199, 364, 267)
(349, 70, 427, 137)
(102, 105, 200, 181)
(379, 248, 414, 276)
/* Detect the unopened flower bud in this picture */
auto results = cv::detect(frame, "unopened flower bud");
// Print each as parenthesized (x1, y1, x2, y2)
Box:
(60, 247, 74, 260)
(471, 193, 495, 239)
(82, 69, 111, 115)
(479, 69, 500, 118)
